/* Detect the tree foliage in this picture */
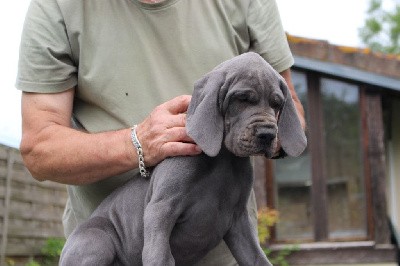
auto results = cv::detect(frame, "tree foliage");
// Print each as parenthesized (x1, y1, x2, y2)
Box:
(359, 0, 400, 54)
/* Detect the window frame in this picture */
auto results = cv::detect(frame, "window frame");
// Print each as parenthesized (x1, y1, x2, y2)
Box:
(265, 69, 390, 244)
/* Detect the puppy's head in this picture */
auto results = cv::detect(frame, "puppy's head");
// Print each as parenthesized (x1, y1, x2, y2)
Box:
(221, 70, 283, 158)
(187, 52, 306, 158)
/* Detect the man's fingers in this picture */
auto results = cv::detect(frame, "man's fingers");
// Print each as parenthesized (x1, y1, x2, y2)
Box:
(164, 95, 191, 114)
(165, 127, 194, 143)
(136, 95, 198, 166)
(165, 113, 187, 129)
(161, 142, 202, 158)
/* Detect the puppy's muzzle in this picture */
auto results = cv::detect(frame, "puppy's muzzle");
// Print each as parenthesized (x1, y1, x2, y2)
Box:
(256, 125, 277, 145)
(255, 125, 277, 145)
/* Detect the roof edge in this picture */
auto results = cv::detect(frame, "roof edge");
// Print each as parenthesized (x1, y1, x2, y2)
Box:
(293, 56, 400, 92)
(288, 34, 400, 80)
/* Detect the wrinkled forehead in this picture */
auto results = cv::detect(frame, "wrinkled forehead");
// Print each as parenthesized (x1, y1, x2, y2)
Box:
(221, 72, 284, 113)
(226, 55, 279, 80)
(226, 66, 281, 93)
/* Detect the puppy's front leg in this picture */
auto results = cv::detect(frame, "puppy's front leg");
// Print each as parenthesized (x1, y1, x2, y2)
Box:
(224, 210, 272, 266)
(142, 199, 179, 266)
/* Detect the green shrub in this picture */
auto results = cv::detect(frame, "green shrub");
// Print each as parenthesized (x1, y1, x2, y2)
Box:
(24, 259, 41, 266)
(257, 207, 298, 266)
(41, 238, 65, 259)
(24, 238, 65, 266)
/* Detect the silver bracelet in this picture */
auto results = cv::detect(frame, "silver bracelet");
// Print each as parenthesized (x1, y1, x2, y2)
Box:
(131, 125, 150, 178)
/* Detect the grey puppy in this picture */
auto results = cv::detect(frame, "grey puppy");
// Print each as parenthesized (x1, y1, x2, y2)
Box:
(60, 52, 306, 266)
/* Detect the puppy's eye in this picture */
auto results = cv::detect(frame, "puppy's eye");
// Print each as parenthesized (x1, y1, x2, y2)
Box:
(234, 91, 257, 103)
(236, 93, 249, 102)
(270, 94, 284, 109)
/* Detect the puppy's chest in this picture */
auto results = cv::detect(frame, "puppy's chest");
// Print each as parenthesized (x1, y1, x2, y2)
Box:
(178, 157, 253, 221)
(186, 157, 252, 200)
(152, 153, 253, 215)
(169, 165, 252, 263)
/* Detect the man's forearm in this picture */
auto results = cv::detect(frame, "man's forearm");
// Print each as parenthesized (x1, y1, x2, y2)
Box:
(21, 90, 200, 185)
(280, 69, 306, 130)
(21, 125, 137, 185)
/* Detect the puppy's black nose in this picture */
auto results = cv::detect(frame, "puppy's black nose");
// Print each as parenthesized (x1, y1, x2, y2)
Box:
(256, 127, 276, 143)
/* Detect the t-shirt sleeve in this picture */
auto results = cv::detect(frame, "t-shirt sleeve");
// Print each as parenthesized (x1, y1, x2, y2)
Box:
(16, 0, 77, 93)
(247, 0, 294, 73)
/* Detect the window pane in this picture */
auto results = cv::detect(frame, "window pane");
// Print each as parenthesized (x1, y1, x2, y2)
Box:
(321, 78, 367, 239)
(275, 71, 312, 241)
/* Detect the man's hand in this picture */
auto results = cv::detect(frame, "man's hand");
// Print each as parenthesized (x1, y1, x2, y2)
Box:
(135, 95, 202, 167)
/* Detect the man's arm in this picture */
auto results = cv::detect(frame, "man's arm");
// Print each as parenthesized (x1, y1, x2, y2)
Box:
(280, 68, 306, 130)
(20, 88, 201, 185)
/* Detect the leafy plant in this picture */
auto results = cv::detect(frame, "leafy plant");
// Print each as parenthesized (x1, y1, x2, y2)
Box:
(359, 0, 400, 54)
(41, 238, 65, 259)
(23, 238, 65, 266)
(257, 207, 298, 266)
(263, 245, 299, 266)
(24, 259, 41, 266)
(258, 207, 279, 245)
(40, 238, 65, 266)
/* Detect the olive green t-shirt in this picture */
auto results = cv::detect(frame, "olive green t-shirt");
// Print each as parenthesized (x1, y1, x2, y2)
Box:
(17, 0, 293, 262)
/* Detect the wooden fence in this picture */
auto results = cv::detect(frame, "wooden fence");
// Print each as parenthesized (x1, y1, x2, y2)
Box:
(0, 144, 67, 264)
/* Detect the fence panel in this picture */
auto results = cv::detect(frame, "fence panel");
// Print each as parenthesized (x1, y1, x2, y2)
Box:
(0, 144, 67, 262)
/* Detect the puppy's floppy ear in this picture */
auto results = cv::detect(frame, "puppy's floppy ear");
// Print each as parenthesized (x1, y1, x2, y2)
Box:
(186, 71, 227, 157)
(277, 78, 307, 157)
